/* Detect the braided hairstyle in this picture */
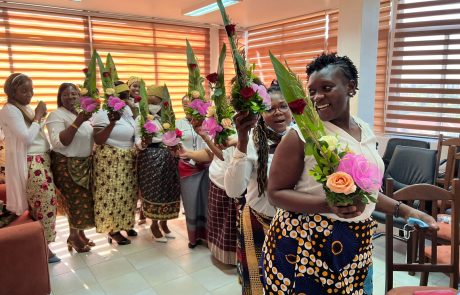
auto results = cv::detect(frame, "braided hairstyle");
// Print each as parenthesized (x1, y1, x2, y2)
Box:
(306, 52, 359, 95)
(253, 79, 284, 197)
(4, 73, 31, 102)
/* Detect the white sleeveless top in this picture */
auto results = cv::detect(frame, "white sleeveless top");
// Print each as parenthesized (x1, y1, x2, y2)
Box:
(292, 117, 384, 222)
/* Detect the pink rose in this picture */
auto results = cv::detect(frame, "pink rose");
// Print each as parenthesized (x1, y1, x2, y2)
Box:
(80, 97, 98, 113)
(188, 99, 211, 116)
(201, 117, 223, 139)
(144, 120, 159, 134)
(107, 96, 126, 111)
(162, 130, 181, 147)
(251, 83, 271, 109)
(337, 153, 383, 193)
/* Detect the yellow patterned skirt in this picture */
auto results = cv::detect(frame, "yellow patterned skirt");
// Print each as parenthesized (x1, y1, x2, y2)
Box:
(93, 145, 137, 233)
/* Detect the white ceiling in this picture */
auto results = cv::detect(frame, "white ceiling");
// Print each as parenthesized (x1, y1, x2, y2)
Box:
(14, 0, 339, 28)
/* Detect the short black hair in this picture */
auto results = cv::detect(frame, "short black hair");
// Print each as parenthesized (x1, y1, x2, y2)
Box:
(306, 52, 359, 89)
(267, 79, 280, 94)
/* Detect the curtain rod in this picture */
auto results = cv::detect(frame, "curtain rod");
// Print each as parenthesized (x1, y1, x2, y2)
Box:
(0, 1, 244, 29)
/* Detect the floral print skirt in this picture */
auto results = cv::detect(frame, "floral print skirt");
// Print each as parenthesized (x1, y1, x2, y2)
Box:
(93, 145, 137, 233)
(26, 153, 57, 243)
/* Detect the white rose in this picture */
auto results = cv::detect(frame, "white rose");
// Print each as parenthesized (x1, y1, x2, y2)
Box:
(221, 118, 233, 129)
(319, 135, 338, 151)
(191, 90, 200, 99)
(206, 106, 216, 118)
(105, 88, 115, 95)
(80, 88, 88, 95)
(163, 123, 171, 130)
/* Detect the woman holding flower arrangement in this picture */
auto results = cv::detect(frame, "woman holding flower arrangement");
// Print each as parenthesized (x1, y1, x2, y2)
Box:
(135, 85, 181, 243)
(46, 82, 95, 252)
(261, 53, 437, 294)
(0, 73, 60, 263)
(224, 80, 292, 294)
(92, 80, 137, 246)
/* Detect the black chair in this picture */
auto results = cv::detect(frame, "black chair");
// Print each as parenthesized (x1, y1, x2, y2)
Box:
(382, 138, 430, 171)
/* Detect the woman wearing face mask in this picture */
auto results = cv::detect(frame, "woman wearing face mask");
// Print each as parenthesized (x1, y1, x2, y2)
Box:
(46, 83, 95, 253)
(0, 73, 60, 263)
(135, 85, 181, 242)
(261, 53, 437, 294)
(224, 80, 292, 294)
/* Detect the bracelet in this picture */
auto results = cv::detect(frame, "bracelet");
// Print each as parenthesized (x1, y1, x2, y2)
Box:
(393, 201, 402, 218)
(71, 123, 79, 129)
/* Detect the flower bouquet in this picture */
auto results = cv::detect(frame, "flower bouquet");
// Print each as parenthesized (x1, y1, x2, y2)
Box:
(185, 39, 211, 121)
(96, 52, 125, 114)
(138, 79, 160, 140)
(270, 52, 382, 206)
(217, 0, 271, 113)
(160, 84, 182, 147)
(202, 43, 235, 145)
(76, 50, 100, 114)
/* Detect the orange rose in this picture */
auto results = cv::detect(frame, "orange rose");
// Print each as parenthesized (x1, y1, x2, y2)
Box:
(326, 172, 356, 195)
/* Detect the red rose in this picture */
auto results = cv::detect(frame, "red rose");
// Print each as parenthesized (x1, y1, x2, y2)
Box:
(103, 71, 110, 77)
(47, 212, 54, 218)
(188, 63, 197, 70)
(37, 213, 43, 220)
(163, 101, 169, 108)
(175, 128, 183, 138)
(34, 170, 42, 176)
(82, 68, 88, 74)
(134, 96, 141, 103)
(240, 87, 256, 100)
(34, 200, 41, 208)
(288, 99, 307, 115)
(206, 73, 219, 84)
(225, 24, 236, 36)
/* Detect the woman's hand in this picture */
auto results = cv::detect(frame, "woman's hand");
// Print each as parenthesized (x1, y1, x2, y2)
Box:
(406, 209, 439, 231)
(34, 101, 47, 121)
(107, 111, 121, 123)
(234, 111, 258, 154)
(330, 200, 365, 219)
(75, 111, 92, 125)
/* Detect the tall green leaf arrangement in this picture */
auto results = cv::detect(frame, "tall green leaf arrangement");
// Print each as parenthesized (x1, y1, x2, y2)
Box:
(138, 79, 159, 140)
(96, 52, 126, 114)
(217, 0, 271, 113)
(185, 39, 211, 121)
(270, 52, 382, 206)
(160, 85, 182, 147)
(202, 43, 235, 144)
(76, 49, 100, 114)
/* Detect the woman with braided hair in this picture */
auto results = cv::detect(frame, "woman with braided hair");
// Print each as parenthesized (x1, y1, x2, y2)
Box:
(224, 80, 292, 294)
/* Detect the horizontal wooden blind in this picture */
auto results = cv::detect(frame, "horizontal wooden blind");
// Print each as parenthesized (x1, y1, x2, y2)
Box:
(374, 0, 392, 134)
(385, 0, 460, 137)
(92, 18, 209, 118)
(218, 28, 245, 92)
(247, 11, 338, 87)
(0, 8, 89, 110)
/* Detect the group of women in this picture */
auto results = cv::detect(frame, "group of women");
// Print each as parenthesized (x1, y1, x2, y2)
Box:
(0, 52, 438, 294)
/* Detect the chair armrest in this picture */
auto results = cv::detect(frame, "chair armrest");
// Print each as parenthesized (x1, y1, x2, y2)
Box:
(0, 221, 51, 295)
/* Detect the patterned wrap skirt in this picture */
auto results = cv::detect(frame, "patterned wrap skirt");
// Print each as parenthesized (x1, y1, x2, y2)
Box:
(261, 210, 376, 295)
(26, 153, 57, 243)
(93, 145, 137, 233)
(137, 144, 180, 221)
(50, 151, 95, 230)
(239, 204, 272, 295)
(207, 181, 238, 265)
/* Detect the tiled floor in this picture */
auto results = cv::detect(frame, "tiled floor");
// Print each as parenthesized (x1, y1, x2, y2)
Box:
(49, 217, 453, 295)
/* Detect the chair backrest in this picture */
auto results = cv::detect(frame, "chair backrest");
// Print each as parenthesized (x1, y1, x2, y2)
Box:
(382, 137, 430, 170)
(439, 146, 460, 213)
(435, 134, 460, 184)
(385, 179, 460, 292)
(384, 146, 437, 192)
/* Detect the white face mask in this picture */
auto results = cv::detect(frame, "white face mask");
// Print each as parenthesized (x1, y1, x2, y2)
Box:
(148, 104, 161, 115)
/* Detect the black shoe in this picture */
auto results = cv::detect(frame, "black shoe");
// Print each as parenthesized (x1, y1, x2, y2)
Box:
(188, 242, 197, 249)
(126, 229, 138, 237)
(108, 232, 131, 245)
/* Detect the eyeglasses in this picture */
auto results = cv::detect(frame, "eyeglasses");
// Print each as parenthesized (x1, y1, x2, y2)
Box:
(266, 104, 290, 114)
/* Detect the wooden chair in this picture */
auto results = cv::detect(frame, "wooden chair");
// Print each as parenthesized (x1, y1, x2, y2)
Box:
(385, 179, 460, 294)
(435, 134, 460, 190)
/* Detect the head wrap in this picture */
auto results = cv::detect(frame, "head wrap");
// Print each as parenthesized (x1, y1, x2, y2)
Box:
(127, 76, 141, 88)
(147, 85, 165, 99)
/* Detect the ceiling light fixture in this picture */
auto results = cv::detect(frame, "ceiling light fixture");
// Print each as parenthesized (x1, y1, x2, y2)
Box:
(184, 0, 241, 17)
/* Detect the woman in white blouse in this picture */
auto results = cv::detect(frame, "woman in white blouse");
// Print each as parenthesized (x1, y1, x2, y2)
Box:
(92, 84, 137, 246)
(261, 53, 436, 294)
(0, 73, 59, 263)
(224, 80, 292, 294)
(46, 83, 94, 253)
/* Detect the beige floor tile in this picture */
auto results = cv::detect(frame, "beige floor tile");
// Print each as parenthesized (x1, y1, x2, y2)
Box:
(51, 267, 98, 295)
(211, 281, 241, 295)
(152, 275, 209, 295)
(99, 272, 151, 295)
(89, 257, 136, 282)
(125, 248, 169, 270)
(59, 283, 105, 295)
(138, 257, 188, 287)
(190, 265, 236, 291)
(173, 250, 214, 274)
